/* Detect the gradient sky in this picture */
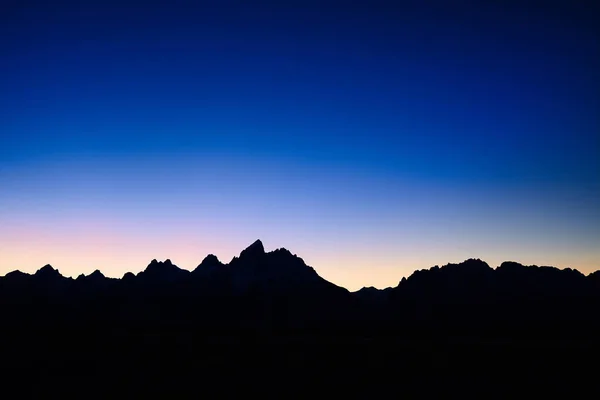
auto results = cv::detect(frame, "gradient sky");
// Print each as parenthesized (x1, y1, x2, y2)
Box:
(1, 1, 599, 290)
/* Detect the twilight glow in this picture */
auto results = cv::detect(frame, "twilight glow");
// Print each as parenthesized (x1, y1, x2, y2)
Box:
(1, 1, 598, 290)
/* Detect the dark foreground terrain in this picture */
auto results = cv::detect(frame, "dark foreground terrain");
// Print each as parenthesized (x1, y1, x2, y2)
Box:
(4, 330, 597, 397)
(1, 240, 599, 396)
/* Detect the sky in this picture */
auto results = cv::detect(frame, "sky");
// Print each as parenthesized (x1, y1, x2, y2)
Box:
(1, 0, 599, 290)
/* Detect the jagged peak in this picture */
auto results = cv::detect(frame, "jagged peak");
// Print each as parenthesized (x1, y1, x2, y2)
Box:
(401, 259, 492, 286)
(139, 258, 189, 280)
(249, 239, 265, 251)
(35, 264, 61, 277)
(89, 269, 105, 279)
(146, 259, 177, 269)
(239, 239, 265, 259)
(462, 258, 489, 266)
(192, 254, 224, 276)
(271, 247, 296, 258)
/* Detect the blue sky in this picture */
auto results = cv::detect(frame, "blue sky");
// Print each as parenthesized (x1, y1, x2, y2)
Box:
(1, 1, 598, 289)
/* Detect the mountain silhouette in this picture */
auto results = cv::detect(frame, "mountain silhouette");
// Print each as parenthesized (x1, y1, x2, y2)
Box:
(137, 258, 190, 285)
(1, 241, 597, 337)
(193, 253, 223, 272)
(239, 238, 265, 259)
(0, 240, 599, 395)
(76, 269, 105, 282)
(35, 264, 63, 279)
(354, 286, 393, 304)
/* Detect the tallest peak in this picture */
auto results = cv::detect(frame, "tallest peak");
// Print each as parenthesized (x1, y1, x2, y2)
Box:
(247, 239, 265, 252)
(240, 239, 265, 258)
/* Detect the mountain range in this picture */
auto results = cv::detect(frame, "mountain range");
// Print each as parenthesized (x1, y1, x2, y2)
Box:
(1, 239, 599, 395)
(2, 239, 599, 336)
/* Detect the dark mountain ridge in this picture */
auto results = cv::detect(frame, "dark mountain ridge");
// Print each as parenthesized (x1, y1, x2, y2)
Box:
(1, 242, 598, 337)
(1, 240, 599, 395)
(5, 246, 597, 294)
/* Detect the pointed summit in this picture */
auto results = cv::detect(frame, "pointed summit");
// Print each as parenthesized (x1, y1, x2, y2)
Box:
(192, 254, 224, 276)
(249, 239, 265, 251)
(239, 239, 265, 259)
(222, 240, 344, 294)
(89, 270, 105, 279)
(37, 264, 56, 273)
(35, 264, 61, 278)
